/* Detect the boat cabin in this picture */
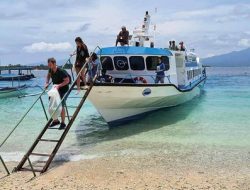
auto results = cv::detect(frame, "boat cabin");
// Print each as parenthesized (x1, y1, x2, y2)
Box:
(98, 46, 178, 85)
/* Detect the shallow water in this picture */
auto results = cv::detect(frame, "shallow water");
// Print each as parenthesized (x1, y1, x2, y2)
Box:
(0, 67, 250, 162)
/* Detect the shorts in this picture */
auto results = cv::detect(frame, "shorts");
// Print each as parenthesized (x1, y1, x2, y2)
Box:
(75, 62, 84, 69)
(58, 90, 68, 107)
(155, 76, 165, 84)
(117, 39, 128, 44)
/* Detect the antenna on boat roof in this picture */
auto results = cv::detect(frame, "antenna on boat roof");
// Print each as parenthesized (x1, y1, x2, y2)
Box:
(130, 11, 155, 48)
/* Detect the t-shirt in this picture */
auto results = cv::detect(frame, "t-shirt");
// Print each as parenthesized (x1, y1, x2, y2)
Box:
(118, 30, 129, 43)
(75, 45, 89, 65)
(156, 63, 165, 77)
(49, 68, 69, 95)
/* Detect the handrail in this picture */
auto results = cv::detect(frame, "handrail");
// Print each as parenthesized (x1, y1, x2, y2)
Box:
(0, 53, 77, 174)
(14, 46, 102, 175)
(46, 46, 101, 121)
(106, 73, 171, 84)
(0, 53, 77, 147)
(0, 46, 102, 175)
(0, 83, 51, 148)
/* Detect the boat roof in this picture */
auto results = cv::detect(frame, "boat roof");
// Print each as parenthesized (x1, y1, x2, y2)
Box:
(0, 66, 33, 71)
(98, 46, 173, 56)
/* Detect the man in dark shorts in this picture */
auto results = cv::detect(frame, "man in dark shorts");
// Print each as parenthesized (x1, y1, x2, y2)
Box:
(45, 57, 70, 130)
(115, 26, 129, 46)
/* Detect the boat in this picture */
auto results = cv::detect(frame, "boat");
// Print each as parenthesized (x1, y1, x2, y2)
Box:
(0, 74, 35, 81)
(0, 67, 33, 98)
(87, 11, 206, 127)
(0, 85, 28, 98)
(0, 66, 35, 81)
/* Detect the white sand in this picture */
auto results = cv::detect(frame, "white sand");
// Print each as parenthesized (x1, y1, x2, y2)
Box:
(1, 150, 250, 189)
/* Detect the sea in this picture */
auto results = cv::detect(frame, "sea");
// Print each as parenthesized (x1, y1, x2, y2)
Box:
(0, 67, 250, 163)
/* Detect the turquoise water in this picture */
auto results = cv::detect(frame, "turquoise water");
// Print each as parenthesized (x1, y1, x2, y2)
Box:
(0, 67, 250, 162)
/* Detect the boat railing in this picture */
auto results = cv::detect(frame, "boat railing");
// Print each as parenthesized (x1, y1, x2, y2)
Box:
(0, 45, 101, 176)
(99, 73, 172, 84)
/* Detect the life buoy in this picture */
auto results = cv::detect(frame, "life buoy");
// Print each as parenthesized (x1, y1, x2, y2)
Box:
(134, 77, 147, 84)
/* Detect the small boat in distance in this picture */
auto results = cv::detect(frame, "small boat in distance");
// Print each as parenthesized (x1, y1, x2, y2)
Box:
(0, 66, 35, 81)
(0, 67, 34, 98)
(87, 11, 206, 127)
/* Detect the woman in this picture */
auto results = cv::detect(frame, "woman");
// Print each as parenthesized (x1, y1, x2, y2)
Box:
(74, 37, 89, 92)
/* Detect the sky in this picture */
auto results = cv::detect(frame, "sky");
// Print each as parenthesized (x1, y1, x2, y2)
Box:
(0, 0, 250, 65)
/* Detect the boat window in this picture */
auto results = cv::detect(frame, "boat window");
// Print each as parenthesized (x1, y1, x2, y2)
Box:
(146, 56, 158, 70)
(114, 56, 129, 70)
(129, 56, 145, 70)
(101, 56, 114, 70)
(161, 56, 170, 71)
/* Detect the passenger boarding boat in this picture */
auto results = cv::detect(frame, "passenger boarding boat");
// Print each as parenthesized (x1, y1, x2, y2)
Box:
(88, 12, 206, 127)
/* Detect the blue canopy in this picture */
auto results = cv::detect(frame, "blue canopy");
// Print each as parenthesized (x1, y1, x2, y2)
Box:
(97, 46, 173, 56)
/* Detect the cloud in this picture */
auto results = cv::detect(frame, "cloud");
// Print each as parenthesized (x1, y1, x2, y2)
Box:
(169, 3, 250, 23)
(238, 39, 250, 47)
(23, 42, 73, 53)
(78, 23, 91, 32)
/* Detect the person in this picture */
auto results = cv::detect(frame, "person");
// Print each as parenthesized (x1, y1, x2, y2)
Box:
(155, 57, 166, 84)
(115, 26, 129, 46)
(172, 41, 179, 50)
(179, 41, 186, 51)
(45, 58, 70, 130)
(169, 41, 172, 49)
(87, 52, 101, 82)
(74, 37, 89, 93)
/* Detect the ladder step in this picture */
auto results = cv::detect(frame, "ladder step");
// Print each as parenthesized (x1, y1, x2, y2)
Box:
(30, 153, 51, 157)
(47, 126, 67, 130)
(59, 116, 72, 119)
(21, 167, 43, 172)
(39, 139, 59, 142)
(36, 161, 47, 163)
(72, 86, 89, 90)
(66, 106, 78, 109)
(67, 96, 82, 99)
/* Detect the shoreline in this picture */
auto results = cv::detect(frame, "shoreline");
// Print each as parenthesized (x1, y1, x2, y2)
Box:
(1, 147, 250, 190)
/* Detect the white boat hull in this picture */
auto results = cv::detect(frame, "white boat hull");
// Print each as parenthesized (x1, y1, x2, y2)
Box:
(88, 80, 205, 126)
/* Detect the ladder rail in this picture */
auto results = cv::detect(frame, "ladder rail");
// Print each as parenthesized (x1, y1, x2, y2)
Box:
(0, 85, 51, 148)
(0, 54, 75, 175)
(14, 118, 53, 171)
(38, 45, 102, 126)
(42, 74, 98, 172)
(0, 54, 75, 148)
(14, 46, 102, 173)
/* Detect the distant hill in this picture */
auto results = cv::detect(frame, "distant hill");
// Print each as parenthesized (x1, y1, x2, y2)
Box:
(202, 48, 250, 67)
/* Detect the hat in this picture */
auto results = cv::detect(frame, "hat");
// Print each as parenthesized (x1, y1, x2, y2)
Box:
(121, 26, 126, 29)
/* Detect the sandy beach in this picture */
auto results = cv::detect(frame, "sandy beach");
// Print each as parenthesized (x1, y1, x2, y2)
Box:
(1, 145, 250, 190)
